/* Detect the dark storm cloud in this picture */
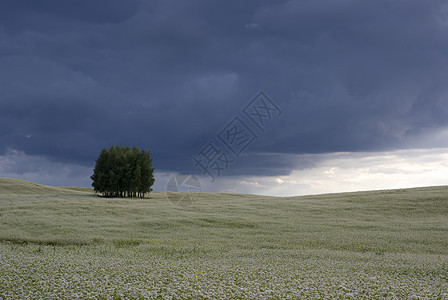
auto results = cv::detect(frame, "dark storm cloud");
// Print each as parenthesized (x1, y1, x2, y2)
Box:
(0, 0, 138, 25)
(1, 0, 448, 179)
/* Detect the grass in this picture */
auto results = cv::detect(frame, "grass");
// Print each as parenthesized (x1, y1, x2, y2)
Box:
(60, 186, 95, 193)
(0, 178, 447, 298)
(0, 178, 84, 195)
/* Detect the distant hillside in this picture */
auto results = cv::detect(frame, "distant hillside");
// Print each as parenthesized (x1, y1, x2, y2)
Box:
(0, 178, 447, 253)
(60, 186, 94, 193)
(0, 178, 91, 195)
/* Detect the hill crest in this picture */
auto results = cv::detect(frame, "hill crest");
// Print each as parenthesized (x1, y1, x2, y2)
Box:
(0, 178, 90, 195)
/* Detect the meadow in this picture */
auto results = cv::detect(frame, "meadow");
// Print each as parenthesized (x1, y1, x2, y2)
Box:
(0, 178, 447, 298)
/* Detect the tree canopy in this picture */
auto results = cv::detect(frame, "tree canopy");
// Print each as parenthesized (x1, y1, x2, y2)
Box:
(91, 146, 155, 198)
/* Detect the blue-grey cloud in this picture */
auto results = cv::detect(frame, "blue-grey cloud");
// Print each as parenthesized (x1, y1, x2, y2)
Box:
(1, 0, 448, 182)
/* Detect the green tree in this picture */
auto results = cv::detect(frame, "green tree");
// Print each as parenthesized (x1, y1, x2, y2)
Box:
(91, 146, 155, 198)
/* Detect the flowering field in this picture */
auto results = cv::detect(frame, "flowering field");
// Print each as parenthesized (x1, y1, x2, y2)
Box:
(0, 179, 448, 298)
(1, 244, 448, 299)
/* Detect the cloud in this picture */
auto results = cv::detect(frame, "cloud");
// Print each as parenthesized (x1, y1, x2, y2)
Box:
(1, 0, 448, 186)
(193, 148, 448, 196)
(0, 0, 139, 26)
(0, 149, 93, 187)
(1, 147, 447, 197)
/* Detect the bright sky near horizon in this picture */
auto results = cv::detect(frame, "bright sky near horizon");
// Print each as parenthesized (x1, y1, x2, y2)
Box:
(1, 0, 448, 196)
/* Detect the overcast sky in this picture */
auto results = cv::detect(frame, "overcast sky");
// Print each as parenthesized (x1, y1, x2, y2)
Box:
(1, 0, 448, 196)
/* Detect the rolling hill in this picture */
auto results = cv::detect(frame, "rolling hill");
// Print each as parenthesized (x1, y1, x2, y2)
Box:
(0, 177, 90, 195)
(0, 177, 447, 253)
(1, 178, 447, 298)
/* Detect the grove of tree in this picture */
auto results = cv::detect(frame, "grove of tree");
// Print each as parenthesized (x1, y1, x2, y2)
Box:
(91, 146, 155, 198)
